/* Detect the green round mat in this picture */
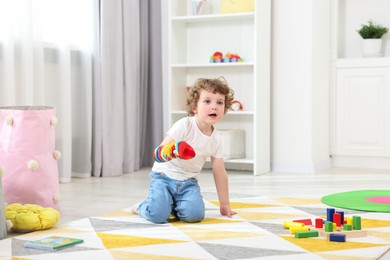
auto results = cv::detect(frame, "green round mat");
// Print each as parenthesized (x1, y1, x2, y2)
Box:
(321, 190, 390, 212)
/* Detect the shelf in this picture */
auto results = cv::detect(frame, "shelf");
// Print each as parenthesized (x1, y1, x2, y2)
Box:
(171, 110, 254, 116)
(206, 157, 254, 164)
(171, 12, 255, 23)
(166, 0, 271, 175)
(335, 57, 390, 68)
(171, 62, 254, 68)
(225, 157, 254, 164)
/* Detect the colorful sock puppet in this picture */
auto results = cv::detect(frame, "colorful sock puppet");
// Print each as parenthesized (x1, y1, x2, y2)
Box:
(154, 140, 196, 163)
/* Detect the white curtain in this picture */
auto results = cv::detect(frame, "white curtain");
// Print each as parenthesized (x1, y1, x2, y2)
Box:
(92, 0, 163, 177)
(0, 0, 93, 182)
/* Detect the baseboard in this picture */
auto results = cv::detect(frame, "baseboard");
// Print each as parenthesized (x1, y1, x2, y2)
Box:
(332, 155, 390, 169)
(203, 161, 254, 172)
(72, 172, 91, 178)
(271, 158, 332, 173)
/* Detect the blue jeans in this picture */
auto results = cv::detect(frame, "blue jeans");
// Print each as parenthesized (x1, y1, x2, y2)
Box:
(137, 171, 205, 224)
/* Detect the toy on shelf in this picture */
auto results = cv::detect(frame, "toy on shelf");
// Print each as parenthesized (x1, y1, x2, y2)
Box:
(224, 52, 243, 62)
(210, 51, 223, 63)
(192, 0, 208, 16)
(210, 52, 243, 63)
(230, 100, 243, 111)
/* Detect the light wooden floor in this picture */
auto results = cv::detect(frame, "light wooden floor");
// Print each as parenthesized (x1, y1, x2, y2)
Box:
(59, 167, 390, 225)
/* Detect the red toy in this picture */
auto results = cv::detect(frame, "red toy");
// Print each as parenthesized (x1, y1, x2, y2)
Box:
(230, 100, 243, 111)
(210, 52, 223, 63)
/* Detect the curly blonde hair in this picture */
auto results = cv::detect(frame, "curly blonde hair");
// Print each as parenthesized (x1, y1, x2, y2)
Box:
(185, 77, 235, 116)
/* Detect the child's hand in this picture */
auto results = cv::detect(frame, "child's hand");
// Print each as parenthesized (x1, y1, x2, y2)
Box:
(220, 205, 237, 218)
(154, 140, 195, 163)
(174, 140, 196, 160)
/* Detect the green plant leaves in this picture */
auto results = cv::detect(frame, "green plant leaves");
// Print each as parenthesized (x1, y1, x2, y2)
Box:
(357, 20, 389, 39)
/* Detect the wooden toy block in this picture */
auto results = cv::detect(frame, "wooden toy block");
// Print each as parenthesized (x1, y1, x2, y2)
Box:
(323, 229, 368, 238)
(293, 219, 313, 225)
(336, 211, 344, 224)
(290, 226, 309, 234)
(315, 218, 323, 228)
(284, 221, 304, 229)
(308, 225, 368, 238)
(325, 221, 333, 232)
(333, 213, 341, 227)
(343, 224, 352, 231)
(308, 226, 322, 232)
(329, 233, 346, 242)
(295, 230, 319, 238)
(326, 208, 335, 222)
(353, 216, 361, 230)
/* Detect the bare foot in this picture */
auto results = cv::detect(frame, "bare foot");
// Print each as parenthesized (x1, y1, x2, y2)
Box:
(131, 201, 142, 214)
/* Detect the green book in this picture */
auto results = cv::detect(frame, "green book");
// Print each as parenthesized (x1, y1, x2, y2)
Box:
(24, 236, 84, 251)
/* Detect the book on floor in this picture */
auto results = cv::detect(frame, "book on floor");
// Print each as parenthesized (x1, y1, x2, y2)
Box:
(24, 236, 84, 251)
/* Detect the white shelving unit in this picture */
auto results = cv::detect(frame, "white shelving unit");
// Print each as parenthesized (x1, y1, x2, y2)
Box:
(165, 0, 271, 175)
(330, 0, 390, 169)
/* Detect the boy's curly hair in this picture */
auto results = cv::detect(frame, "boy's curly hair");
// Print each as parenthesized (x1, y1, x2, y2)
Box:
(185, 77, 235, 116)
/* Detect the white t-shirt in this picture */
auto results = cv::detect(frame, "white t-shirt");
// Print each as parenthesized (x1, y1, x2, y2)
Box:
(152, 116, 224, 180)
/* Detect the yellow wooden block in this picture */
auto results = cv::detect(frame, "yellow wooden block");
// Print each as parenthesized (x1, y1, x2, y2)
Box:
(290, 226, 309, 234)
(220, 0, 254, 14)
(284, 221, 304, 229)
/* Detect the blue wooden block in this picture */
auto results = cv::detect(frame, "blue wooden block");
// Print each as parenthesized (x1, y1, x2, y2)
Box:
(329, 233, 346, 242)
(327, 208, 335, 222)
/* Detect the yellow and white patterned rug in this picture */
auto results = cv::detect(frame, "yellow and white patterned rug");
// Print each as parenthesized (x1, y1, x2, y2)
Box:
(1, 196, 390, 259)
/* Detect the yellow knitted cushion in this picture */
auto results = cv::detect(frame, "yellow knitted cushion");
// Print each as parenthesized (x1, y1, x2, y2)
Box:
(5, 203, 60, 232)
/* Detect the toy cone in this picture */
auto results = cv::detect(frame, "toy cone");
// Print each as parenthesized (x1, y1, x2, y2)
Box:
(176, 141, 196, 160)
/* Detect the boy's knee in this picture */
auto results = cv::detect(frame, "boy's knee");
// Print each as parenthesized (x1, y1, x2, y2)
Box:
(140, 204, 171, 224)
(178, 208, 205, 223)
(147, 214, 169, 224)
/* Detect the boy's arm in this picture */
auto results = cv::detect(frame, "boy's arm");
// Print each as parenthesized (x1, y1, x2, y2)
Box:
(154, 136, 196, 163)
(159, 135, 176, 146)
(211, 157, 236, 217)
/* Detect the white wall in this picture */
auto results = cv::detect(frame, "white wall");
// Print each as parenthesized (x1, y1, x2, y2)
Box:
(338, 0, 390, 58)
(271, 0, 331, 173)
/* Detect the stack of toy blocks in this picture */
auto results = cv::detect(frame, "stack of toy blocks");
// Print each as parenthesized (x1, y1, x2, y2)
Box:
(283, 208, 366, 242)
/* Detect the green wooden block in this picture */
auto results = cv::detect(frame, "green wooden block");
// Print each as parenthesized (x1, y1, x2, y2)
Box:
(343, 224, 352, 230)
(295, 230, 319, 238)
(325, 221, 333, 232)
(353, 216, 361, 230)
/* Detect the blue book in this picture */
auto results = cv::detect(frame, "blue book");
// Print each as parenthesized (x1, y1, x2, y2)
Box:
(24, 236, 84, 251)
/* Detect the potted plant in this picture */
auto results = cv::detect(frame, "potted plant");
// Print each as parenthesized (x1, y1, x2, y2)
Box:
(357, 20, 389, 57)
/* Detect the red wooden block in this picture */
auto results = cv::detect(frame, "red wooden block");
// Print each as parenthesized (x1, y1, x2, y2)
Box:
(315, 218, 323, 228)
(333, 213, 341, 227)
(293, 219, 313, 225)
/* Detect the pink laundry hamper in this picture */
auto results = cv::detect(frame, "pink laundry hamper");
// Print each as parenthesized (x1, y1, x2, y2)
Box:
(0, 106, 60, 210)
